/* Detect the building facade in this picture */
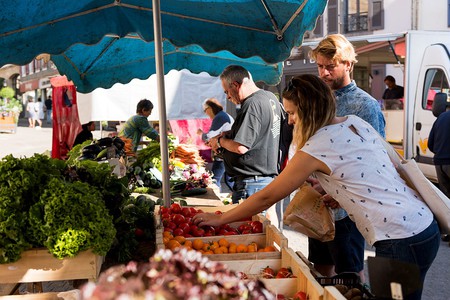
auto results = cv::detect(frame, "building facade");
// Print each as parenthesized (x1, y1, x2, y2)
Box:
(283, 0, 450, 96)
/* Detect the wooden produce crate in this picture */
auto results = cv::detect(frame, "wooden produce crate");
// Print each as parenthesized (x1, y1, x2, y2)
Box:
(186, 225, 287, 261)
(222, 247, 325, 299)
(0, 249, 103, 284)
(0, 249, 103, 299)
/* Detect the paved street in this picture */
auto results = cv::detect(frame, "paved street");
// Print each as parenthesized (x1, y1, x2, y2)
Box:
(1, 117, 449, 299)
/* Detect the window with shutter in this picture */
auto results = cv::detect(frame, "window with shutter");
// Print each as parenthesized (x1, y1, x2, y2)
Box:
(328, 0, 339, 34)
(345, 0, 369, 33)
(371, 0, 384, 30)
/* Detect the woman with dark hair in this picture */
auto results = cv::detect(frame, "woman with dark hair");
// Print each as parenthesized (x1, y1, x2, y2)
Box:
(197, 98, 234, 190)
(119, 99, 160, 152)
(194, 74, 439, 300)
(73, 121, 95, 147)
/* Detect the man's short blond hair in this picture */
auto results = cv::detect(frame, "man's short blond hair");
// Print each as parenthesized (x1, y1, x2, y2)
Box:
(310, 34, 358, 67)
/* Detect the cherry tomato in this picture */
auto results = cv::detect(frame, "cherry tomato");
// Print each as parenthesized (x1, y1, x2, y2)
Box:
(181, 207, 192, 217)
(172, 214, 186, 225)
(178, 222, 191, 234)
(170, 203, 182, 214)
(261, 266, 275, 279)
(251, 221, 263, 233)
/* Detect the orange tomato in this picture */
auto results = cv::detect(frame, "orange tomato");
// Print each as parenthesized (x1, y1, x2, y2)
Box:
(228, 243, 237, 254)
(236, 244, 248, 253)
(166, 240, 182, 251)
(263, 245, 277, 252)
(218, 238, 229, 248)
(192, 239, 204, 250)
(173, 235, 186, 245)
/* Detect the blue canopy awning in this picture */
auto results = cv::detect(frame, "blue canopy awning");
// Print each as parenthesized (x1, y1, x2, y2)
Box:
(0, 0, 326, 66)
(51, 38, 283, 93)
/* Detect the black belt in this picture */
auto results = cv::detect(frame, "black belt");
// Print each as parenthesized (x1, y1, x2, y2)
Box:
(233, 175, 275, 182)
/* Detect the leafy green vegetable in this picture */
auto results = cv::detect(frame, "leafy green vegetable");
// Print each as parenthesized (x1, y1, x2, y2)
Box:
(27, 178, 116, 258)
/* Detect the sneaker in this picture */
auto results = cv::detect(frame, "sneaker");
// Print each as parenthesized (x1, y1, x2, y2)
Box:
(35, 126, 41, 130)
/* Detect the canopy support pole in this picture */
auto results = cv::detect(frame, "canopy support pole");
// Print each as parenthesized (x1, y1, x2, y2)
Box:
(152, 0, 171, 207)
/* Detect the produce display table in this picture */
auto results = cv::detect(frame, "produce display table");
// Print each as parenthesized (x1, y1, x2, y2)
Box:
(0, 249, 103, 299)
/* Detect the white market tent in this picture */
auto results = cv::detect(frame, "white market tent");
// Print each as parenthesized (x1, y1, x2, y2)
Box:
(76, 69, 227, 124)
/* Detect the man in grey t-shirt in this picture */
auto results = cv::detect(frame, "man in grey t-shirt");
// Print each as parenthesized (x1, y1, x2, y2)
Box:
(208, 65, 282, 203)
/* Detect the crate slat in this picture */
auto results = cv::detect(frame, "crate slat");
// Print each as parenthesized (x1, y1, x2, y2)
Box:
(0, 249, 103, 284)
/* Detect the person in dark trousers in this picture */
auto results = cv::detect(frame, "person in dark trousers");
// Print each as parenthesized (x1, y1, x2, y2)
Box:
(197, 98, 234, 191)
(307, 33, 386, 282)
(45, 96, 52, 124)
(73, 121, 95, 147)
(428, 99, 450, 245)
(428, 103, 450, 198)
(208, 65, 282, 204)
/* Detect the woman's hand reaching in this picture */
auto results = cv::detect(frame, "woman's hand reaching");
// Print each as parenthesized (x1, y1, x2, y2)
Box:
(192, 212, 223, 227)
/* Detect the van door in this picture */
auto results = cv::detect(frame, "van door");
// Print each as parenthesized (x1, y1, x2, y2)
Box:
(413, 44, 450, 182)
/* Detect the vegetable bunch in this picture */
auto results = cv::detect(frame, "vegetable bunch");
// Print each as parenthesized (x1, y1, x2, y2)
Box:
(0, 154, 121, 263)
(27, 178, 116, 258)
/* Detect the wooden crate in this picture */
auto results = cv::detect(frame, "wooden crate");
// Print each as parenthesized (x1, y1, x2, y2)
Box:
(186, 225, 287, 261)
(0, 249, 103, 284)
(221, 247, 324, 299)
(323, 286, 347, 300)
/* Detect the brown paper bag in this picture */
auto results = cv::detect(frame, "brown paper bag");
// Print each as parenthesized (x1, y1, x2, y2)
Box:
(283, 183, 335, 242)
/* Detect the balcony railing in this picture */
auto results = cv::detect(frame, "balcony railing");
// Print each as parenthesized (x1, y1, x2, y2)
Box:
(346, 12, 368, 32)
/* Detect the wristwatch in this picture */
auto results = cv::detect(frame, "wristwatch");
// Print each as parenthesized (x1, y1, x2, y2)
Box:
(217, 136, 222, 148)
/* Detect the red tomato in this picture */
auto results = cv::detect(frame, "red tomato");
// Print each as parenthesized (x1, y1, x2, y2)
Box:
(173, 228, 184, 236)
(163, 227, 173, 234)
(214, 210, 223, 215)
(162, 218, 171, 227)
(192, 227, 205, 237)
(241, 229, 253, 234)
(160, 207, 169, 215)
(161, 213, 171, 220)
(224, 231, 237, 235)
(181, 207, 192, 217)
(172, 214, 186, 225)
(189, 224, 198, 234)
(219, 228, 228, 235)
(276, 267, 292, 278)
(202, 225, 216, 235)
(237, 224, 252, 233)
(167, 221, 177, 230)
(261, 266, 275, 279)
(251, 221, 263, 233)
(189, 207, 198, 214)
(277, 295, 286, 300)
(293, 291, 307, 300)
(178, 222, 191, 234)
(170, 203, 182, 214)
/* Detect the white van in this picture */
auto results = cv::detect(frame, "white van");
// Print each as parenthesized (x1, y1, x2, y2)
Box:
(351, 31, 450, 182)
